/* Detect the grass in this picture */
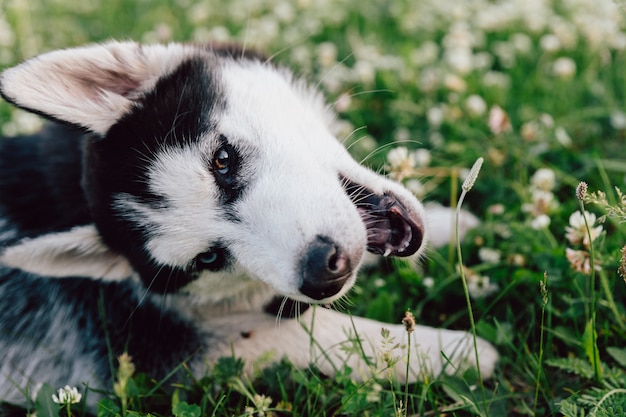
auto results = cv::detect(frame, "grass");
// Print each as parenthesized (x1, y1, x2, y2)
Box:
(1, 0, 626, 415)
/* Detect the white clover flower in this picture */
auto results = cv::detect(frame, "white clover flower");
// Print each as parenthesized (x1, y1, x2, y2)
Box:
(530, 189, 558, 214)
(540, 34, 561, 52)
(422, 277, 435, 288)
(386, 147, 416, 180)
(488, 105, 512, 135)
(467, 273, 499, 299)
(445, 48, 474, 74)
(552, 57, 577, 79)
(52, 386, 82, 405)
(393, 127, 410, 142)
(410, 41, 439, 67)
(539, 113, 555, 128)
(531, 214, 551, 230)
(405, 179, 425, 198)
(552, 18, 578, 49)
(478, 247, 501, 264)
(419, 67, 440, 92)
(387, 147, 413, 169)
(610, 111, 626, 130)
(413, 148, 432, 167)
(484, 71, 511, 89)
(274, 1, 295, 22)
(317, 42, 338, 67)
(353, 60, 375, 84)
(334, 92, 352, 113)
(443, 22, 474, 50)
(531, 168, 557, 191)
(565, 210, 603, 248)
(472, 52, 494, 71)
(509, 253, 526, 266)
(427, 106, 445, 128)
(510, 33, 533, 54)
(465, 94, 487, 117)
(429, 131, 445, 147)
(521, 121, 539, 142)
(488, 204, 505, 215)
(365, 382, 383, 403)
(566, 248, 601, 275)
(555, 126, 573, 147)
(444, 73, 467, 92)
(493, 41, 516, 68)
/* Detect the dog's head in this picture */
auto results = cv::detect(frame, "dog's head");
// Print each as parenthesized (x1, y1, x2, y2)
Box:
(0, 42, 426, 304)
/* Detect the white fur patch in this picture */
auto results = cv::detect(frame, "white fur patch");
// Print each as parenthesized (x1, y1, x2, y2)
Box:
(0, 225, 133, 280)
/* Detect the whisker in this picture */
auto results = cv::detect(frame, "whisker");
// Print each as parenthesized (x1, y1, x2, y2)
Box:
(314, 51, 355, 92)
(327, 88, 395, 115)
(240, 16, 251, 59)
(124, 262, 169, 327)
(340, 125, 369, 148)
(274, 296, 289, 327)
(264, 32, 314, 64)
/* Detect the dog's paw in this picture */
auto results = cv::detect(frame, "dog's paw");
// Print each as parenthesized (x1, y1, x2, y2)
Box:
(295, 308, 498, 382)
(355, 319, 499, 381)
(408, 325, 499, 380)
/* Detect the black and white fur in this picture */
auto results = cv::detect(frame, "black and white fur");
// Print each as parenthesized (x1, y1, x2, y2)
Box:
(0, 42, 497, 408)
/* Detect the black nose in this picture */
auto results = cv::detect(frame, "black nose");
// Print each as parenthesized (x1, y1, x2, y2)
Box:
(299, 236, 352, 300)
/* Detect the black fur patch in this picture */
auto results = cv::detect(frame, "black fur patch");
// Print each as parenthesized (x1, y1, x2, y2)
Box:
(0, 267, 208, 388)
(83, 56, 226, 293)
(0, 124, 91, 244)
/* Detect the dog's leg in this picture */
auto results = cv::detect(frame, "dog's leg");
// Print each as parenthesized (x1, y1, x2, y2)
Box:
(202, 307, 498, 381)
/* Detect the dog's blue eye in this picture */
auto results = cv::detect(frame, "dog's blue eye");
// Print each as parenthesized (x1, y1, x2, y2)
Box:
(195, 248, 227, 271)
(199, 251, 218, 264)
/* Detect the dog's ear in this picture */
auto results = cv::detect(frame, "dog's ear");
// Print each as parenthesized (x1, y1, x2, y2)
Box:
(0, 41, 191, 135)
(0, 225, 133, 280)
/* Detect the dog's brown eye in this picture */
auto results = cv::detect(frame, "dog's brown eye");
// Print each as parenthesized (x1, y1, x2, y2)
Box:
(214, 147, 231, 175)
(211, 139, 240, 200)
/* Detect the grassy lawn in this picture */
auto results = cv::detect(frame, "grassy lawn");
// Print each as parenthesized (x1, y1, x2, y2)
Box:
(1, 0, 626, 415)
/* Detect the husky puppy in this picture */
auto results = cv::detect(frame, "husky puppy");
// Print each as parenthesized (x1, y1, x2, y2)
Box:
(0, 42, 497, 407)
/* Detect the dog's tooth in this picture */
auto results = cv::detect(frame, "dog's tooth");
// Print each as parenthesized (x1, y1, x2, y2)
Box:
(383, 247, 392, 257)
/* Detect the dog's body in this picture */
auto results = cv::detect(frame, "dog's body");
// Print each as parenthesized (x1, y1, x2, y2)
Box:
(0, 42, 497, 407)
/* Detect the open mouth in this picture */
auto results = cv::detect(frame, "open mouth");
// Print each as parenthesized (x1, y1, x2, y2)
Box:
(343, 180, 423, 257)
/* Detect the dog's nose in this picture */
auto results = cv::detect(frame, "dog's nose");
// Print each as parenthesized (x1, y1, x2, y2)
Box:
(299, 236, 352, 300)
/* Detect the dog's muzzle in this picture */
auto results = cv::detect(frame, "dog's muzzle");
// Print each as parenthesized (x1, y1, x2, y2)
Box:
(344, 180, 424, 257)
(299, 235, 352, 300)
(358, 194, 423, 257)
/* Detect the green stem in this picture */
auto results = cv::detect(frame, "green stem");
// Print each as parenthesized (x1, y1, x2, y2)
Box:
(532, 273, 548, 415)
(579, 202, 601, 382)
(404, 330, 410, 417)
(456, 189, 489, 416)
